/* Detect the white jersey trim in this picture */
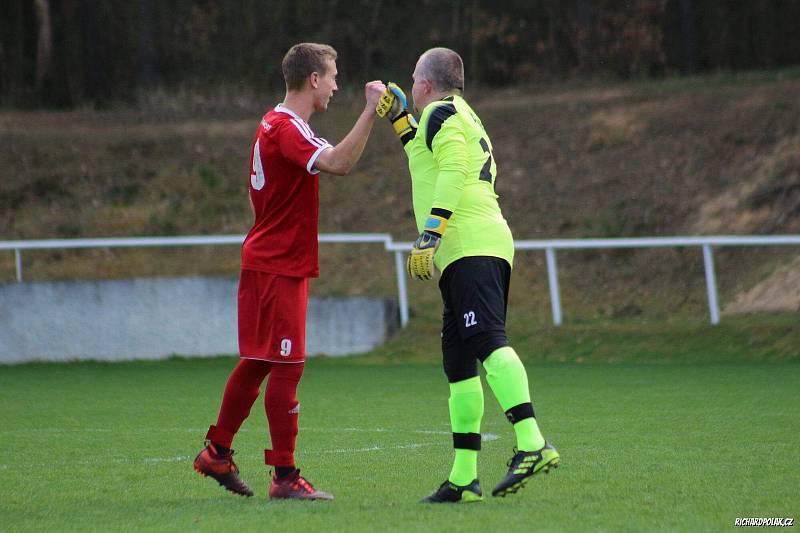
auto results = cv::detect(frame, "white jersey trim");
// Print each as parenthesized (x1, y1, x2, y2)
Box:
(307, 144, 331, 174)
(274, 104, 332, 174)
(289, 118, 326, 149)
(274, 103, 302, 121)
(240, 355, 305, 363)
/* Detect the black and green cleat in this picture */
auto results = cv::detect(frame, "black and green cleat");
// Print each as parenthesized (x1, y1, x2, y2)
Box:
(421, 479, 484, 503)
(492, 442, 560, 497)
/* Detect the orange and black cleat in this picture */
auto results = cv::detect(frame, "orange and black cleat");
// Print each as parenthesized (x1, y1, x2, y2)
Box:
(268, 469, 333, 500)
(193, 442, 253, 497)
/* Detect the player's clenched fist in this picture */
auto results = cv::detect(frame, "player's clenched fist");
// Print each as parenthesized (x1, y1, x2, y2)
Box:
(375, 82, 405, 119)
(376, 81, 417, 140)
(364, 80, 385, 111)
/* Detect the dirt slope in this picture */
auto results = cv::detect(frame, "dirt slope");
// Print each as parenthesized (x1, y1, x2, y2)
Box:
(724, 255, 800, 313)
(1, 73, 799, 316)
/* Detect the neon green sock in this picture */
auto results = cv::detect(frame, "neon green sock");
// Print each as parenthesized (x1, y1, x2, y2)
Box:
(483, 346, 545, 451)
(447, 376, 484, 486)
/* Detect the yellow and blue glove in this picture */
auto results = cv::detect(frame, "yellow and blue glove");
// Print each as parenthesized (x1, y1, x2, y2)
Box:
(407, 211, 450, 281)
(376, 82, 417, 144)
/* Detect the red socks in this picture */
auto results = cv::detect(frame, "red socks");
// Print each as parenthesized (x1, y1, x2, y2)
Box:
(206, 359, 305, 469)
(206, 358, 270, 448)
(264, 362, 304, 468)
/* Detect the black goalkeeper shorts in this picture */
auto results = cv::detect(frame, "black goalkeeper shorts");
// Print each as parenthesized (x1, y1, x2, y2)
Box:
(438, 256, 511, 383)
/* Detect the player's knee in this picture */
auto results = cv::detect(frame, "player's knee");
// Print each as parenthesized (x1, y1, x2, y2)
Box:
(443, 344, 479, 382)
(271, 361, 305, 382)
(448, 377, 483, 419)
(467, 330, 509, 363)
(444, 360, 479, 383)
(450, 400, 483, 426)
(482, 345, 523, 377)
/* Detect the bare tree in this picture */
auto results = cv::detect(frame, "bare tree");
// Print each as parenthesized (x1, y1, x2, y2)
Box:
(138, 0, 157, 87)
(34, 0, 53, 98)
(679, 0, 696, 73)
(361, 0, 384, 78)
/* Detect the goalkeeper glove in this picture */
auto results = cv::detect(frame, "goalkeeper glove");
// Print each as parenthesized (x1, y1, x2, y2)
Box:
(406, 211, 450, 281)
(376, 82, 417, 142)
(375, 81, 407, 119)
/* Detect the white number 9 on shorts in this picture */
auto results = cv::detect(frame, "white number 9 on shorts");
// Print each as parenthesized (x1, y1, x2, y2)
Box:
(280, 338, 293, 357)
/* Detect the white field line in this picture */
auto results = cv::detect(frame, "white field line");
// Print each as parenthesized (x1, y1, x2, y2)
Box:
(1, 427, 502, 437)
(0, 455, 193, 470)
(316, 442, 441, 454)
(300, 427, 450, 435)
(0, 439, 498, 469)
(0, 427, 452, 435)
(315, 433, 499, 454)
(0, 428, 500, 469)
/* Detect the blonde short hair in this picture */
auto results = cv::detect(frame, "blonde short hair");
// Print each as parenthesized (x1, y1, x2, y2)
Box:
(282, 43, 337, 91)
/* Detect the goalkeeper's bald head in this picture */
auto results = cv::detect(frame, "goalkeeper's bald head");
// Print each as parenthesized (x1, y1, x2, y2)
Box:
(417, 48, 464, 94)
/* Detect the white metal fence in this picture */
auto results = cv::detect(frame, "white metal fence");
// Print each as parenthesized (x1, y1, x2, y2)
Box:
(2, 234, 799, 327)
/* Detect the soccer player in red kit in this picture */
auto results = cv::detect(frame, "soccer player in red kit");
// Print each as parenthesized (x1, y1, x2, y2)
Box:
(193, 43, 385, 500)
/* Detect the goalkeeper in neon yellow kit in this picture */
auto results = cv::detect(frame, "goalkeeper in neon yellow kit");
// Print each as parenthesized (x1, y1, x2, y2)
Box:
(377, 48, 560, 502)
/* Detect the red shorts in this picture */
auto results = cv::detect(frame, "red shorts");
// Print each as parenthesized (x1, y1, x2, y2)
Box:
(238, 270, 307, 362)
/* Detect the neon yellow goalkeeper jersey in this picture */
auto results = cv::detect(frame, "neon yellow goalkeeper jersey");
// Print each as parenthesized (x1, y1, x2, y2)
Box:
(404, 95, 514, 273)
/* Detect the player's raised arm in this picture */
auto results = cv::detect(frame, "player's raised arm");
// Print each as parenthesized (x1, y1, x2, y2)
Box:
(376, 82, 418, 148)
(313, 81, 385, 176)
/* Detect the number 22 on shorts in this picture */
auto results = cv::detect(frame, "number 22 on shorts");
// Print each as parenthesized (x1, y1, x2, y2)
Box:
(463, 311, 477, 328)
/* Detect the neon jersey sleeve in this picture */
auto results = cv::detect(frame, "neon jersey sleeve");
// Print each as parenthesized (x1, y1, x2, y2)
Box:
(278, 118, 332, 175)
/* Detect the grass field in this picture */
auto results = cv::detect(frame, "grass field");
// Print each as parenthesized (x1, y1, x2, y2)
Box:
(2, 350, 798, 532)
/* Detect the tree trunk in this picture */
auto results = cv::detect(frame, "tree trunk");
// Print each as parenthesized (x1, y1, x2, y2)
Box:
(138, 0, 157, 87)
(362, 0, 383, 79)
(469, 0, 478, 88)
(34, 0, 53, 98)
(679, 0, 696, 73)
(575, 0, 593, 73)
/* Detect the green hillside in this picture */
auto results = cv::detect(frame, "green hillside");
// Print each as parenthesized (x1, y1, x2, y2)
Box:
(2, 70, 799, 322)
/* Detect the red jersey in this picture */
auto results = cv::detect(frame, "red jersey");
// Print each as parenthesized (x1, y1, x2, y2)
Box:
(241, 104, 332, 277)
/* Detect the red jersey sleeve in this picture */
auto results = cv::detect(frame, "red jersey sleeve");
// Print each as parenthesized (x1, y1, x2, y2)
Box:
(278, 118, 332, 174)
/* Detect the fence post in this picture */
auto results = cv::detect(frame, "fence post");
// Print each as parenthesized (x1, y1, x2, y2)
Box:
(394, 250, 409, 327)
(702, 244, 720, 325)
(15, 249, 23, 282)
(545, 247, 562, 326)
